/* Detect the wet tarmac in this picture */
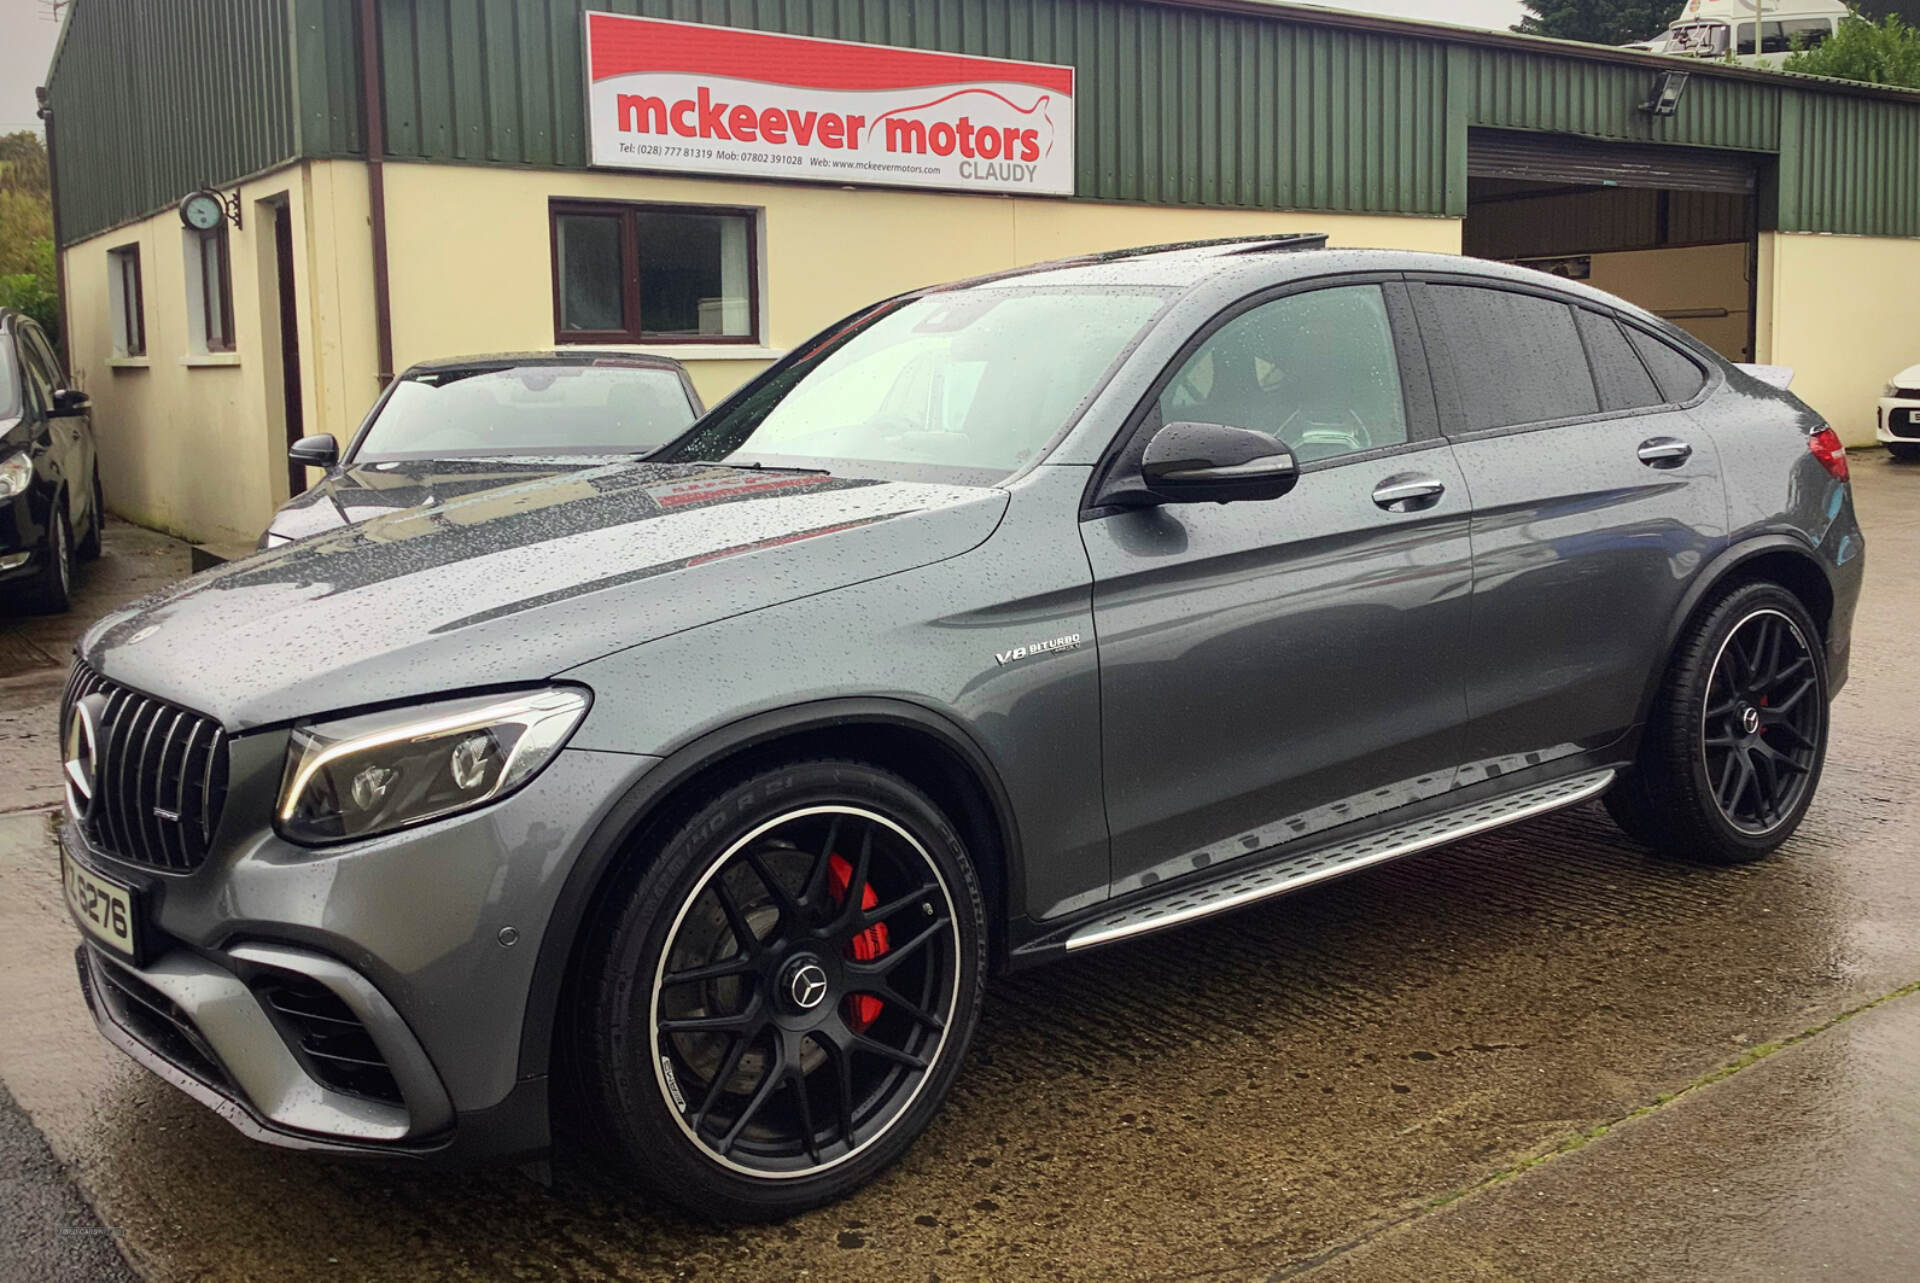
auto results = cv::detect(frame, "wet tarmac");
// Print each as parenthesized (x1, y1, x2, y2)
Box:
(0, 463, 1916, 1281)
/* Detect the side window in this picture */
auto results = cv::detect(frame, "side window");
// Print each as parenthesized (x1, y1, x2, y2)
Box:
(24, 325, 65, 388)
(1428, 285, 1599, 431)
(1575, 309, 1662, 411)
(1626, 327, 1709, 404)
(13, 327, 55, 414)
(1780, 18, 1831, 51)
(1158, 284, 1408, 464)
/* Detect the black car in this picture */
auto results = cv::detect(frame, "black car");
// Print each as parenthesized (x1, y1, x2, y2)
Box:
(262, 351, 704, 545)
(1, 308, 103, 612)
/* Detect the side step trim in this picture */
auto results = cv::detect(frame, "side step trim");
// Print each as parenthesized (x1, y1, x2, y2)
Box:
(1065, 769, 1616, 952)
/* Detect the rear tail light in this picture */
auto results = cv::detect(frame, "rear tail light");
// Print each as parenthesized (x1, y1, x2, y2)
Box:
(1809, 427, 1849, 482)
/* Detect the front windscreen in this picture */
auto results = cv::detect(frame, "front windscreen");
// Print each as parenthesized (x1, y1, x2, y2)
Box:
(663, 287, 1173, 484)
(354, 363, 699, 459)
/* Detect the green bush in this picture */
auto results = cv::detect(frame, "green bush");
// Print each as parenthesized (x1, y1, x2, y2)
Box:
(1784, 14, 1920, 88)
(0, 237, 59, 342)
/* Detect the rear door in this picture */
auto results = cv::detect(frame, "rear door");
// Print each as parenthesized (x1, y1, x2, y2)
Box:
(1082, 278, 1475, 899)
(1413, 278, 1728, 778)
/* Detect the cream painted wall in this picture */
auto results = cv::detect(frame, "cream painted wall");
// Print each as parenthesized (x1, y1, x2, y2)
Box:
(61, 169, 303, 544)
(378, 161, 1461, 409)
(1585, 242, 1753, 361)
(1764, 232, 1920, 447)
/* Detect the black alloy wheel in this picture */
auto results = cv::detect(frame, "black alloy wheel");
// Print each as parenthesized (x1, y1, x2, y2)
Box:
(576, 760, 985, 1220)
(651, 804, 962, 1176)
(32, 501, 73, 613)
(1701, 608, 1822, 835)
(1605, 580, 1828, 864)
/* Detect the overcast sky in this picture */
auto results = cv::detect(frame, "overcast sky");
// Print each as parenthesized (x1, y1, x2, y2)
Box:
(0, 0, 1529, 139)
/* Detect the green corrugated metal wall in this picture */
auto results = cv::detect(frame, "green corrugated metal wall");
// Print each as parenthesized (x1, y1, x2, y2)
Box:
(1778, 92, 1920, 239)
(1468, 47, 1781, 153)
(359, 0, 1453, 216)
(44, 0, 1920, 244)
(45, 0, 299, 244)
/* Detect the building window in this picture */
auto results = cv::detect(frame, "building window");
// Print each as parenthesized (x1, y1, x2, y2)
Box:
(108, 245, 145, 357)
(551, 201, 757, 345)
(184, 225, 235, 354)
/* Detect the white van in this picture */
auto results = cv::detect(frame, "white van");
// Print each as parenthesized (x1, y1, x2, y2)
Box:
(1634, 0, 1848, 68)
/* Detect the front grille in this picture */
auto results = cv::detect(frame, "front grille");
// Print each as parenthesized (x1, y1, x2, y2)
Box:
(1889, 408, 1920, 440)
(87, 951, 230, 1090)
(62, 662, 229, 872)
(1893, 387, 1920, 401)
(253, 972, 403, 1106)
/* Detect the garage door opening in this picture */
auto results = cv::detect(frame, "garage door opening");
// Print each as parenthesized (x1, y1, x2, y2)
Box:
(1465, 130, 1760, 363)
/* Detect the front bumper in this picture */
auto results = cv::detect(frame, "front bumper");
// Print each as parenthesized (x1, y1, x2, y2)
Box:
(65, 743, 656, 1161)
(1877, 397, 1920, 444)
(0, 491, 50, 583)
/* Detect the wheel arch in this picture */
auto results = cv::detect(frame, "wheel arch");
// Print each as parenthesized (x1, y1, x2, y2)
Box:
(1634, 534, 1837, 732)
(518, 697, 1023, 1082)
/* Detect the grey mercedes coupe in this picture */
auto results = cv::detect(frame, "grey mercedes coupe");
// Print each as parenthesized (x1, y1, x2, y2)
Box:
(58, 236, 1862, 1220)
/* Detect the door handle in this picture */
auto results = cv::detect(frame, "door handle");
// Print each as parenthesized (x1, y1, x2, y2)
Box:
(1637, 437, 1693, 468)
(1371, 475, 1446, 513)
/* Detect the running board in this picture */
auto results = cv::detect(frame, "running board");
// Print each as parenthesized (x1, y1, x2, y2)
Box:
(1064, 769, 1616, 952)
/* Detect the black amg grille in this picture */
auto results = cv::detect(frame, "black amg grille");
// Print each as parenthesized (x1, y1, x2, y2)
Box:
(253, 972, 404, 1106)
(63, 662, 229, 872)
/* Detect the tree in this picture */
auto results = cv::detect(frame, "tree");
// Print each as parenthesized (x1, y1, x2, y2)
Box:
(1784, 13, 1920, 87)
(1514, 1, 1685, 45)
(0, 132, 58, 339)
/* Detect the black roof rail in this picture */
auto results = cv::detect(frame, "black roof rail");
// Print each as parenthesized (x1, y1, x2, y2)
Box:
(931, 233, 1333, 293)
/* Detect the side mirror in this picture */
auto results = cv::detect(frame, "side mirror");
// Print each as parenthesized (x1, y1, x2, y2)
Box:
(50, 388, 90, 417)
(1140, 421, 1300, 504)
(288, 434, 339, 469)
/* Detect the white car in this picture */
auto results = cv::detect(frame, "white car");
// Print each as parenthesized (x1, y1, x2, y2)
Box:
(1880, 364, 1920, 461)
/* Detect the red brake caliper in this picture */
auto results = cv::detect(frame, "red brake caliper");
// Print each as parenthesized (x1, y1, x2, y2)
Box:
(828, 854, 890, 1032)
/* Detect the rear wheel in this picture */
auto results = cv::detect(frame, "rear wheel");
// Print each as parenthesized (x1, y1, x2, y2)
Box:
(1887, 442, 1920, 462)
(1607, 581, 1828, 863)
(573, 759, 986, 1221)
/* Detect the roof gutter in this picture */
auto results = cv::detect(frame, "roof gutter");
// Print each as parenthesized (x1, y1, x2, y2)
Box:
(357, 0, 395, 389)
(1142, 0, 1920, 106)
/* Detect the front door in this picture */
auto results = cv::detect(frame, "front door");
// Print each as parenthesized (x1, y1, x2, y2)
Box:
(1411, 279, 1729, 775)
(1082, 280, 1475, 899)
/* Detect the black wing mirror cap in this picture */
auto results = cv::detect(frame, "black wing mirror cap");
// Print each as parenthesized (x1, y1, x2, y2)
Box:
(50, 388, 91, 417)
(288, 434, 339, 468)
(1140, 421, 1300, 504)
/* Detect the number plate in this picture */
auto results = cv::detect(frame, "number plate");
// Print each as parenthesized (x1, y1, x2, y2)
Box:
(63, 850, 139, 959)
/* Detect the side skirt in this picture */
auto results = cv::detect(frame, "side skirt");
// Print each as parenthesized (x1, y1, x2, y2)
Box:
(1015, 769, 1616, 959)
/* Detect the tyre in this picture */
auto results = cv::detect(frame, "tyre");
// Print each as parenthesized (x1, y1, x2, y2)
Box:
(572, 759, 987, 1221)
(29, 499, 74, 614)
(1888, 442, 1920, 462)
(1606, 581, 1828, 864)
(77, 470, 104, 561)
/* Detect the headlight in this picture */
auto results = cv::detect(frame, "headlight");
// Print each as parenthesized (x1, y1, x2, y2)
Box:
(0, 452, 31, 499)
(277, 687, 590, 845)
(1891, 383, 1901, 398)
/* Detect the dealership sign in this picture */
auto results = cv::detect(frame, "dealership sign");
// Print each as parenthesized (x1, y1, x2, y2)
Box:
(584, 13, 1075, 197)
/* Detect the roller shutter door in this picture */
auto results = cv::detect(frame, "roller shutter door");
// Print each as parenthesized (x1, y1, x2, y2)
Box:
(1468, 129, 1760, 195)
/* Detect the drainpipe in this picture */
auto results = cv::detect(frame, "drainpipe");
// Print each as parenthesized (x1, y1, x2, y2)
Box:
(357, 0, 395, 388)
(34, 85, 70, 370)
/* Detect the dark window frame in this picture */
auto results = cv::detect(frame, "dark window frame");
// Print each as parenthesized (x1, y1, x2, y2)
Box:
(549, 199, 760, 347)
(110, 244, 146, 357)
(193, 224, 235, 353)
(1406, 274, 1722, 444)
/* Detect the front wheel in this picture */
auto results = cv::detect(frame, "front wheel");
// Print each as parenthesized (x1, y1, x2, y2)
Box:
(1607, 581, 1828, 863)
(29, 500, 73, 613)
(572, 760, 987, 1221)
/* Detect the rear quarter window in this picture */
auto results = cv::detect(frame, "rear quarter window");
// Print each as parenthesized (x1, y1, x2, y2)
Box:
(1575, 309, 1663, 412)
(1625, 327, 1709, 404)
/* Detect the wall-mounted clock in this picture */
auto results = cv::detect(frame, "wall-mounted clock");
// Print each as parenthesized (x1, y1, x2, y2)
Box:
(179, 189, 232, 231)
